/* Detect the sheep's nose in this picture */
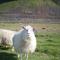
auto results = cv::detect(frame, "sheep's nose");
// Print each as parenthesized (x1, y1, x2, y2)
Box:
(27, 32, 30, 35)
(27, 33, 29, 35)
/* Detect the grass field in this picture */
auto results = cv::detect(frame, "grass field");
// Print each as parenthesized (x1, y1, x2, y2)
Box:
(0, 22, 60, 60)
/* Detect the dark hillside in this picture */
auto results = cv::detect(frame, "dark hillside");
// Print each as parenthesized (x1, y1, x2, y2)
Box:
(0, 0, 16, 4)
(0, 0, 60, 22)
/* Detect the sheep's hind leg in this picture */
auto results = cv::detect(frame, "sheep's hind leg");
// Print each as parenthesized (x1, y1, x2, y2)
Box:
(20, 53, 22, 60)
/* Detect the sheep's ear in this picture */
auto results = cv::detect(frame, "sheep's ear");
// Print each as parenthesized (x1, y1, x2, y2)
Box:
(33, 28, 37, 33)
(33, 28, 35, 31)
(22, 26, 26, 29)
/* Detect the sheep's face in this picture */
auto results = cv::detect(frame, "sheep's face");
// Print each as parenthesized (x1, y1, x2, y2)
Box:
(22, 25, 35, 38)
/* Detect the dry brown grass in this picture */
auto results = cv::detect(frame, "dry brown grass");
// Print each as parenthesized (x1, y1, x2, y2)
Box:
(0, 22, 60, 32)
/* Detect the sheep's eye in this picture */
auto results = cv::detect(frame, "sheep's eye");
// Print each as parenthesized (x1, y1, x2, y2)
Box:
(26, 29, 28, 31)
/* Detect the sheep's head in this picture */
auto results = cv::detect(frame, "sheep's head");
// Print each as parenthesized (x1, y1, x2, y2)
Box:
(22, 25, 35, 39)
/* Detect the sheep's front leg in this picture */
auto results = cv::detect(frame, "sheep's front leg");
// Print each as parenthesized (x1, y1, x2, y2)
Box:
(25, 53, 28, 60)
(20, 49, 23, 60)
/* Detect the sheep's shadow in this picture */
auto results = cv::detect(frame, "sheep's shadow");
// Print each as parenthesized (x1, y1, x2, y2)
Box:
(0, 52, 18, 60)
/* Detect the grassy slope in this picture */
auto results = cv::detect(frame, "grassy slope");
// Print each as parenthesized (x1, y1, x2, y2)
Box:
(0, 0, 59, 11)
(0, 23, 60, 60)
(0, 0, 60, 20)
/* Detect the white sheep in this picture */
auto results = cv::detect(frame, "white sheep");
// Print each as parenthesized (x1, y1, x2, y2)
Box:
(12, 25, 37, 60)
(0, 29, 16, 47)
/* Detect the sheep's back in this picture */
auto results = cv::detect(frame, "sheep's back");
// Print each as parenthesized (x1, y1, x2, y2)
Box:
(0, 29, 16, 45)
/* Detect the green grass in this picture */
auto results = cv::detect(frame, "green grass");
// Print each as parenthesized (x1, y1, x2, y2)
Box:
(0, 23, 60, 60)
(37, 32, 60, 60)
